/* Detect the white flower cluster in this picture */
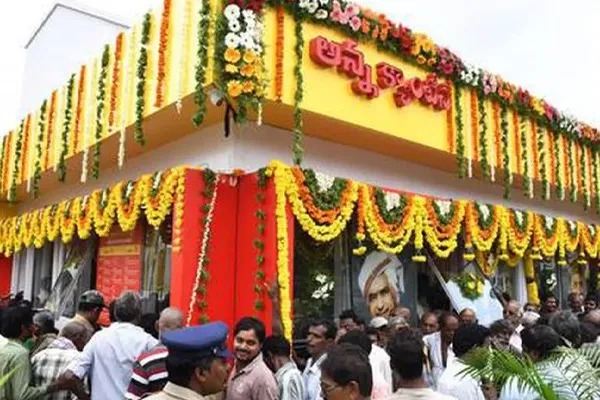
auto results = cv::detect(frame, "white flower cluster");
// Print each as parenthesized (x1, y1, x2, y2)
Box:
(314, 171, 335, 192)
(434, 199, 452, 217)
(384, 191, 401, 211)
(558, 114, 580, 137)
(299, 0, 330, 19)
(477, 203, 491, 221)
(544, 215, 554, 231)
(459, 63, 481, 86)
(513, 210, 523, 226)
(568, 220, 577, 232)
(224, 4, 263, 53)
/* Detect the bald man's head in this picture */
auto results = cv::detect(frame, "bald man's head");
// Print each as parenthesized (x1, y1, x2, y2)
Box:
(157, 307, 184, 339)
(60, 321, 90, 351)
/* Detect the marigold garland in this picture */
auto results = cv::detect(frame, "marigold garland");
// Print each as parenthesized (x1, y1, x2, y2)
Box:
(275, 6, 284, 102)
(506, 209, 533, 257)
(422, 198, 465, 258)
(536, 123, 549, 200)
(109, 33, 124, 130)
(491, 101, 501, 182)
(0, 166, 184, 256)
(155, 0, 171, 108)
(520, 114, 533, 198)
(554, 133, 564, 200)
(534, 214, 559, 258)
(268, 161, 294, 341)
(20, 115, 31, 185)
(594, 150, 600, 214)
(582, 145, 590, 209)
(44, 91, 57, 171)
(2, 134, 12, 195)
(454, 85, 466, 178)
(569, 139, 578, 202)
(512, 110, 521, 176)
(576, 143, 584, 204)
(523, 253, 540, 305)
(254, 169, 268, 313)
(73, 66, 86, 154)
(447, 83, 455, 154)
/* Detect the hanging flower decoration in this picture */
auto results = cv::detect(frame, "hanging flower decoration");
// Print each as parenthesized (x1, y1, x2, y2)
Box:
(218, 3, 265, 123)
(135, 13, 151, 145)
(533, 215, 560, 259)
(454, 85, 467, 178)
(155, 0, 172, 108)
(0, 166, 184, 256)
(453, 272, 484, 300)
(57, 75, 75, 183)
(464, 202, 501, 252)
(9, 121, 25, 202)
(422, 198, 465, 259)
(187, 169, 218, 326)
(193, 0, 211, 126)
(523, 253, 540, 305)
(32, 100, 47, 198)
(93, 45, 110, 180)
(254, 168, 268, 313)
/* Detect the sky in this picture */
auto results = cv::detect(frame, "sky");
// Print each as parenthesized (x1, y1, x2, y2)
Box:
(0, 0, 599, 133)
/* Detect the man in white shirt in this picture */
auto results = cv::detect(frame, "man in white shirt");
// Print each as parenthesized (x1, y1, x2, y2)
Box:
(423, 312, 459, 388)
(303, 319, 336, 400)
(503, 300, 523, 353)
(437, 324, 491, 400)
(384, 330, 456, 400)
(62, 291, 159, 400)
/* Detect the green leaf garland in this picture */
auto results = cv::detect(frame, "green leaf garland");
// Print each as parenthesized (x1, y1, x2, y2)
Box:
(254, 168, 268, 313)
(9, 120, 24, 202)
(196, 168, 216, 324)
(374, 189, 407, 224)
(192, 0, 211, 127)
(519, 115, 532, 198)
(135, 13, 151, 145)
(475, 203, 494, 230)
(431, 200, 457, 227)
(93, 45, 110, 180)
(303, 169, 347, 211)
(455, 85, 466, 178)
(500, 104, 511, 199)
(537, 123, 549, 200)
(292, 12, 305, 166)
(478, 94, 490, 180)
(58, 74, 75, 182)
(33, 100, 47, 198)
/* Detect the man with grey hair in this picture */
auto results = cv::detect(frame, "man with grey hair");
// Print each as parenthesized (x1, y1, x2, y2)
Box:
(126, 307, 185, 400)
(521, 311, 540, 329)
(32, 310, 59, 356)
(549, 310, 581, 348)
(62, 290, 159, 399)
(32, 321, 90, 400)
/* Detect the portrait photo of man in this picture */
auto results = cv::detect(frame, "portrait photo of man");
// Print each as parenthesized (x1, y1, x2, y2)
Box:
(357, 251, 404, 319)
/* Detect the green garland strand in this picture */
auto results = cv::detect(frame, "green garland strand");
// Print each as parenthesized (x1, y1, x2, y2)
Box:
(93, 45, 110, 180)
(519, 115, 531, 198)
(537, 123, 549, 200)
(477, 94, 489, 180)
(192, 0, 211, 127)
(196, 168, 216, 324)
(58, 74, 75, 182)
(582, 145, 590, 210)
(303, 169, 347, 210)
(431, 200, 457, 227)
(9, 120, 25, 202)
(254, 168, 268, 313)
(500, 104, 511, 199)
(292, 13, 305, 166)
(454, 85, 466, 178)
(374, 189, 407, 224)
(569, 139, 577, 203)
(33, 100, 47, 198)
(554, 133, 564, 200)
(135, 13, 151, 145)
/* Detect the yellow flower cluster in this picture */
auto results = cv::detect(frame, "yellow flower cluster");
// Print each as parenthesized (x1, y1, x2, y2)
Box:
(224, 48, 262, 99)
(523, 253, 540, 305)
(172, 170, 186, 254)
(0, 167, 184, 256)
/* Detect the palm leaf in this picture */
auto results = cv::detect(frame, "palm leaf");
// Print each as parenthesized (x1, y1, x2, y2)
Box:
(459, 347, 559, 400)
(543, 347, 600, 399)
(0, 367, 18, 389)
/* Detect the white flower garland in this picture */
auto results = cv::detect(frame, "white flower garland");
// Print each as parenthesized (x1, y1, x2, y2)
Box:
(384, 191, 401, 211)
(314, 171, 335, 192)
(186, 173, 219, 326)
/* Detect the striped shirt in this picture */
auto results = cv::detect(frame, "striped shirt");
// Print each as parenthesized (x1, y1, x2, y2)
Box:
(126, 345, 169, 400)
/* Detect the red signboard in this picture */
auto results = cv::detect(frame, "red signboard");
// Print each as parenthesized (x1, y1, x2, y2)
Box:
(96, 224, 143, 309)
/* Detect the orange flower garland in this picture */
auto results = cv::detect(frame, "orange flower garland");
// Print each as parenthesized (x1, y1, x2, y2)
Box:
(548, 131, 556, 187)
(563, 136, 570, 197)
(492, 102, 501, 170)
(506, 209, 533, 257)
(470, 90, 478, 161)
(464, 202, 501, 252)
(512, 110, 521, 175)
(44, 91, 57, 171)
(73, 65, 86, 153)
(576, 143, 583, 199)
(108, 33, 123, 130)
(533, 215, 560, 258)
(422, 198, 465, 258)
(275, 6, 284, 102)
(155, 0, 171, 108)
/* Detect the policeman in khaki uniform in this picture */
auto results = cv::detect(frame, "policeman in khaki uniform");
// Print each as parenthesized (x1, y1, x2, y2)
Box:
(144, 322, 232, 400)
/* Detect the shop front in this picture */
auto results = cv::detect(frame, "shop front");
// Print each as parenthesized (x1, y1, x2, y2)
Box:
(0, 0, 599, 343)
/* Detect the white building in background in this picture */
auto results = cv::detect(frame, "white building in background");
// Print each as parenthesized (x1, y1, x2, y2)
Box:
(19, 0, 129, 118)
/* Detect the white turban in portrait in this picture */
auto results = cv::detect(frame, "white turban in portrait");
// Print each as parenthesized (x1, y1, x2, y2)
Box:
(358, 250, 404, 299)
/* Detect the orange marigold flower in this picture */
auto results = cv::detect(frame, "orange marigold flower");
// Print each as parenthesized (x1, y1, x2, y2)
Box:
(227, 80, 243, 98)
(427, 58, 436, 67)
(416, 55, 427, 65)
(242, 81, 255, 93)
(224, 48, 241, 63)
(243, 50, 257, 64)
(241, 64, 255, 77)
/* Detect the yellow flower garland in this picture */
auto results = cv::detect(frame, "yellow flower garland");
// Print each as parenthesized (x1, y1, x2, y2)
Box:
(422, 199, 465, 259)
(523, 253, 540, 305)
(268, 162, 293, 342)
(0, 167, 184, 255)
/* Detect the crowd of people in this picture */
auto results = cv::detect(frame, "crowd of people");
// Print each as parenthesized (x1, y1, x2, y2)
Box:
(1, 288, 600, 399)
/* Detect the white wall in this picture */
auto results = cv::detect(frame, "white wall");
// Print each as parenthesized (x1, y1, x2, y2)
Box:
(22, 122, 600, 226)
(19, 4, 127, 117)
